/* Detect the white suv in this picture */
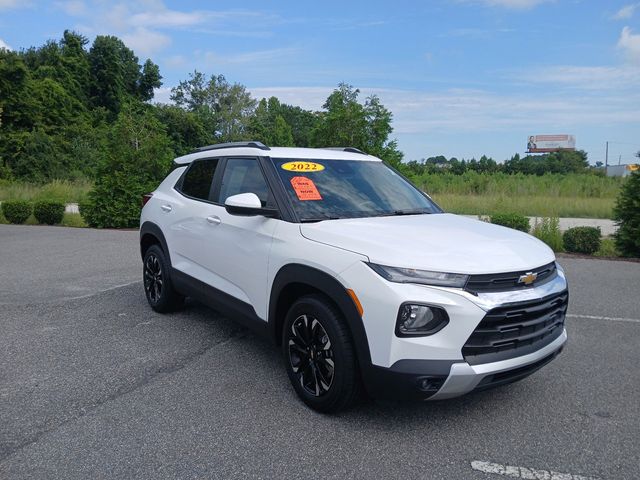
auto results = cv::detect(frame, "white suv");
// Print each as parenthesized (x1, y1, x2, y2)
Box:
(140, 142, 568, 412)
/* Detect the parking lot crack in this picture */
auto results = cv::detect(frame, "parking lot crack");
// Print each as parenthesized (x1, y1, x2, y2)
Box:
(0, 328, 247, 464)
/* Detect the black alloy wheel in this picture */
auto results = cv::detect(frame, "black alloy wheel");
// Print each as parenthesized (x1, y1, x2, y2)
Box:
(288, 314, 335, 397)
(142, 244, 184, 313)
(283, 294, 362, 413)
(144, 252, 163, 304)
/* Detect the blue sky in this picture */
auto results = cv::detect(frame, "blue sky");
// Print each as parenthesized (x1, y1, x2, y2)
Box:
(1, 0, 639, 163)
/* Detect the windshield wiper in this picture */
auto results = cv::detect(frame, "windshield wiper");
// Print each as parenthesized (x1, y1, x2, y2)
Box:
(299, 215, 341, 223)
(374, 209, 431, 217)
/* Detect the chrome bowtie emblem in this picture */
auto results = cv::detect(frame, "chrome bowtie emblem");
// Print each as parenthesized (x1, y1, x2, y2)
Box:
(518, 272, 538, 285)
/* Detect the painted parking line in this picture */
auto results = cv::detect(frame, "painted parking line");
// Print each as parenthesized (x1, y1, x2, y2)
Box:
(471, 460, 599, 480)
(567, 313, 640, 324)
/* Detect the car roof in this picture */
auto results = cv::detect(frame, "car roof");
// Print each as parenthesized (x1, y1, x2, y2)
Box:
(173, 146, 382, 165)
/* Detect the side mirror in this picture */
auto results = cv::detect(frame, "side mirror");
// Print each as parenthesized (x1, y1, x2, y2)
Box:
(224, 193, 278, 218)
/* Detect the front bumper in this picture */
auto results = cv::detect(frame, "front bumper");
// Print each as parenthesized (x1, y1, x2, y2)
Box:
(363, 329, 567, 400)
(429, 328, 566, 400)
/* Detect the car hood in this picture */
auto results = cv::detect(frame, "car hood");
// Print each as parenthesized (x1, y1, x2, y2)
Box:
(300, 213, 555, 274)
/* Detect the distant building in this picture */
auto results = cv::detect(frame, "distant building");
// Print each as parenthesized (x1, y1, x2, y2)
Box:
(606, 164, 639, 177)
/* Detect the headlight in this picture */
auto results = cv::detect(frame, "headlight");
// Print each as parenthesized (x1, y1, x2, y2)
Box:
(367, 263, 469, 288)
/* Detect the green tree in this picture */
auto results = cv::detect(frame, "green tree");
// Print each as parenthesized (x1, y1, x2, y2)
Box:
(0, 32, 162, 183)
(154, 104, 212, 155)
(277, 103, 318, 147)
(248, 97, 294, 146)
(88, 36, 161, 115)
(139, 59, 162, 101)
(503, 150, 589, 175)
(271, 115, 294, 147)
(171, 71, 256, 142)
(59, 30, 91, 103)
(613, 167, 640, 257)
(0, 50, 32, 130)
(83, 102, 174, 228)
(311, 83, 402, 167)
(0, 108, 11, 179)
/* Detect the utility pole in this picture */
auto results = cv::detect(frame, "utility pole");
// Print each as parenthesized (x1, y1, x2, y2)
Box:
(605, 141, 609, 176)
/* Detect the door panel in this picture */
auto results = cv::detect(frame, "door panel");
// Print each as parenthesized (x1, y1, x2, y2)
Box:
(172, 157, 279, 320)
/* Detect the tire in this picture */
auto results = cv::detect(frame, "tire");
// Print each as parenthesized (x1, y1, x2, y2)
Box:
(282, 294, 362, 413)
(142, 244, 184, 313)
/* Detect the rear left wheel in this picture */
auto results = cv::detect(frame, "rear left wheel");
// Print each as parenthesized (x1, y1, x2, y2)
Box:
(143, 244, 184, 313)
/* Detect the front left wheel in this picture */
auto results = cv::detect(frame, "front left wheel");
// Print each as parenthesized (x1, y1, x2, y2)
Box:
(143, 244, 184, 313)
(283, 294, 362, 413)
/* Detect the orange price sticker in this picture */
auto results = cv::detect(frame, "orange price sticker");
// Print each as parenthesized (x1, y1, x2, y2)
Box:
(290, 176, 322, 201)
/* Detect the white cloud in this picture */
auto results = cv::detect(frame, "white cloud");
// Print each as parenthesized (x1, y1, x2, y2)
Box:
(444, 27, 515, 37)
(152, 87, 172, 104)
(612, 3, 639, 20)
(164, 54, 188, 69)
(618, 26, 640, 63)
(65, 1, 283, 57)
(511, 64, 640, 90)
(203, 47, 299, 66)
(121, 27, 171, 56)
(129, 9, 208, 28)
(249, 87, 329, 110)
(464, 0, 551, 9)
(0, 38, 12, 50)
(54, 0, 87, 16)
(248, 85, 640, 136)
(0, 0, 27, 10)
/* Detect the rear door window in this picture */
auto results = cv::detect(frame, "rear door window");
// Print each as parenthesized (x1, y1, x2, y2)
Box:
(178, 159, 219, 201)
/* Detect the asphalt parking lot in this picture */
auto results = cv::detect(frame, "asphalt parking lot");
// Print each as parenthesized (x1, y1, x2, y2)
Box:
(1, 224, 639, 480)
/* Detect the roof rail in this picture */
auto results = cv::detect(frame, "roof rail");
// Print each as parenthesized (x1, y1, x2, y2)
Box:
(192, 141, 270, 153)
(323, 147, 367, 155)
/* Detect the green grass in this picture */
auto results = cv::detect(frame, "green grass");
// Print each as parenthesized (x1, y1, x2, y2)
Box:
(410, 172, 622, 219)
(432, 193, 615, 219)
(531, 217, 563, 252)
(593, 237, 620, 257)
(0, 173, 624, 221)
(60, 212, 87, 227)
(0, 179, 92, 203)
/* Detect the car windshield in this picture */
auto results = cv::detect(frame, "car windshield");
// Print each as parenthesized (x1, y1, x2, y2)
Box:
(271, 158, 441, 221)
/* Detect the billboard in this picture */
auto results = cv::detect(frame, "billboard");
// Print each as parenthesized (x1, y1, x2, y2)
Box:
(527, 134, 576, 153)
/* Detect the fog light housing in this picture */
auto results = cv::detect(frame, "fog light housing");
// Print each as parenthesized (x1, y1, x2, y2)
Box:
(416, 376, 446, 393)
(396, 303, 449, 337)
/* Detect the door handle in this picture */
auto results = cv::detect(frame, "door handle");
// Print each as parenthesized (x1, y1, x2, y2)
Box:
(161, 204, 172, 213)
(206, 215, 221, 225)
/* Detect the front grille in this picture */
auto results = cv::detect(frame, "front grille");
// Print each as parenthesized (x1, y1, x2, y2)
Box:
(462, 291, 568, 365)
(465, 262, 557, 294)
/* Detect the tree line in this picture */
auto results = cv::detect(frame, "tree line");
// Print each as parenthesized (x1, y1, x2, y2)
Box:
(0, 31, 402, 185)
(403, 150, 594, 176)
(1, 30, 604, 190)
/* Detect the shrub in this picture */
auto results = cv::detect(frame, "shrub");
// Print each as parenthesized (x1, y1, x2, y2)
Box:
(1, 200, 32, 224)
(532, 217, 563, 252)
(83, 103, 173, 228)
(562, 226, 601, 254)
(77, 200, 89, 218)
(490, 213, 530, 232)
(33, 200, 65, 225)
(613, 171, 640, 257)
(60, 212, 87, 228)
(594, 237, 619, 257)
